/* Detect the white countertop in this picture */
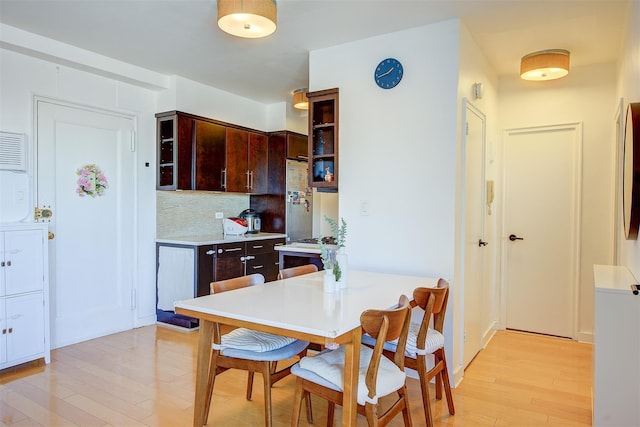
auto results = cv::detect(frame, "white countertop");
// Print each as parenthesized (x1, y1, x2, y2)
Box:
(593, 264, 638, 293)
(274, 241, 332, 254)
(156, 232, 286, 246)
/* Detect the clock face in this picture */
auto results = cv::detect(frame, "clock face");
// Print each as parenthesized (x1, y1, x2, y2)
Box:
(374, 58, 403, 89)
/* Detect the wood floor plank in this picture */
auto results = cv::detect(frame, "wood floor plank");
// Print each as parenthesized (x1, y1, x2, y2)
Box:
(0, 328, 593, 426)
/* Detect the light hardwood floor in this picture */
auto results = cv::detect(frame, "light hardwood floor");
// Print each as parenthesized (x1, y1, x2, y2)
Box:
(0, 327, 592, 426)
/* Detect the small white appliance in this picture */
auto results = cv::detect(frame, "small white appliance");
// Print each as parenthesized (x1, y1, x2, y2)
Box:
(223, 217, 248, 236)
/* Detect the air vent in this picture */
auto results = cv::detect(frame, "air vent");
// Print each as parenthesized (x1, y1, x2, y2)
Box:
(0, 131, 27, 171)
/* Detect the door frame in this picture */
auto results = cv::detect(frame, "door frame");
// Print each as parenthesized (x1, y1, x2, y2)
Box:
(499, 122, 582, 338)
(460, 98, 488, 367)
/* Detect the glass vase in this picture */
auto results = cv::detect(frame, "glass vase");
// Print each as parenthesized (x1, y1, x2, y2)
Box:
(323, 270, 335, 293)
(336, 249, 348, 288)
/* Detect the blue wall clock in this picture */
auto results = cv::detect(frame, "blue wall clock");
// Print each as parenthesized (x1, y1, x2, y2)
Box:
(374, 58, 403, 89)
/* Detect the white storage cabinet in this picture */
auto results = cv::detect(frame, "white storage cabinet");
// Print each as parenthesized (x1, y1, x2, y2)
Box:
(593, 265, 640, 426)
(0, 223, 50, 370)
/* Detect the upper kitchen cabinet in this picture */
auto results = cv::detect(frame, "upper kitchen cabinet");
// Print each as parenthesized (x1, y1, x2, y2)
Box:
(156, 111, 225, 191)
(225, 128, 268, 194)
(308, 88, 339, 191)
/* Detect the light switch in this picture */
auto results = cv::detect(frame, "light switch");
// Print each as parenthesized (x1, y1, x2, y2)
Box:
(360, 200, 370, 216)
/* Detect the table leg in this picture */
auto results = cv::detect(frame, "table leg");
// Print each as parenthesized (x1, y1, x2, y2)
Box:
(341, 327, 361, 426)
(193, 319, 214, 427)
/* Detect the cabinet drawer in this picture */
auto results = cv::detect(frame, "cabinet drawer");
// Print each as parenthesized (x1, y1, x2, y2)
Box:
(246, 238, 286, 254)
(246, 253, 279, 282)
(215, 242, 245, 257)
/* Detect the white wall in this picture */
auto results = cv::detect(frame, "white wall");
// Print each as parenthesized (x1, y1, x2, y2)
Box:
(498, 62, 618, 341)
(309, 20, 463, 377)
(617, 0, 640, 277)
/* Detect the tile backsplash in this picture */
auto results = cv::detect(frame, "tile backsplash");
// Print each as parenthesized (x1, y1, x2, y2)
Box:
(156, 191, 249, 238)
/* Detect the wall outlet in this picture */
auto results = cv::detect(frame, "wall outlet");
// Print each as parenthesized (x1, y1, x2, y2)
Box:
(215, 212, 223, 219)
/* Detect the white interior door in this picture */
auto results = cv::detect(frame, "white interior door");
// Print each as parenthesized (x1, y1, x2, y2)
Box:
(463, 100, 486, 368)
(35, 98, 136, 348)
(502, 123, 581, 338)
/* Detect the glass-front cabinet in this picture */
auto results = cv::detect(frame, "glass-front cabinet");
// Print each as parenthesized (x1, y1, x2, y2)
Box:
(308, 88, 338, 191)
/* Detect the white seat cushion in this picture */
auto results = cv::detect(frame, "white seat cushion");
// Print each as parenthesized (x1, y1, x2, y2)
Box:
(215, 328, 297, 352)
(362, 322, 444, 359)
(294, 344, 406, 405)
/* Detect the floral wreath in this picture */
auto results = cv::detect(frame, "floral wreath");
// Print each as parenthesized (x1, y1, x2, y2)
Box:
(76, 164, 108, 197)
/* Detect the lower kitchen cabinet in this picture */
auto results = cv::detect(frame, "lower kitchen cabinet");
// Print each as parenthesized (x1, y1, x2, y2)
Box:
(155, 237, 284, 328)
(0, 224, 50, 371)
(244, 238, 284, 281)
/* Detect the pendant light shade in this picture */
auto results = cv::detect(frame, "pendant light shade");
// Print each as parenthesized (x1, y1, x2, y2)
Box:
(293, 88, 308, 110)
(217, 0, 277, 39)
(520, 49, 570, 81)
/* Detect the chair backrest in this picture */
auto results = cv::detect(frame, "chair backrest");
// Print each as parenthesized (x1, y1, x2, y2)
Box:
(360, 295, 411, 401)
(412, 278, 450, 336)
(210, 273, 265, 294)
(277, 264, 318, 280)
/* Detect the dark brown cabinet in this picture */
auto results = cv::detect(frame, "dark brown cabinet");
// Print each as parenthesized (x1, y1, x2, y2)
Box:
(156, 111, 268, 193)
(308, 88, 339, 191)
(214, 238, 285, 282)
(225, 128, 268, 193)
(214, 241, 246, 281)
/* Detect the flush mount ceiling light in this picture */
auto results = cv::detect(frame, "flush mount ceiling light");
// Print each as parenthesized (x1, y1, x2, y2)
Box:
(293, 88, 308, 110)
(520, 49, 570, 81)
(217, 0, 277, 39)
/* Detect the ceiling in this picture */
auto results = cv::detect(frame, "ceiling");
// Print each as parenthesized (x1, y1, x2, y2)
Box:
(0, 0, 629, 104)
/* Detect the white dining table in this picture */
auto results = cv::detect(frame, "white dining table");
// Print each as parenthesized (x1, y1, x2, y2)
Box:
(174, 269, 437, 427)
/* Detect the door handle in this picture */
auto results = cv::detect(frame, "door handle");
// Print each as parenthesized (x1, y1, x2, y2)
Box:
(509, 234, 524, 241)
(478, 239, 488, 247)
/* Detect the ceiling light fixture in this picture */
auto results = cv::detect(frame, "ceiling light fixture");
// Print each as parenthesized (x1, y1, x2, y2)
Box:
(217, 0, 277, 39)
(520, 49, 570, 81)
(293, 88, 308, 110)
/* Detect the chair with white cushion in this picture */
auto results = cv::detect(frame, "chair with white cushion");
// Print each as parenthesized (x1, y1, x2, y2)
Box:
(204, 273, 310, 426)
(290, 295, 413, 427)
(362, 278, 455, 426)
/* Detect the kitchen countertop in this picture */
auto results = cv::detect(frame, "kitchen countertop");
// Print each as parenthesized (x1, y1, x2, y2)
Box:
(275, 242, 337, 254)
(156, 232, 287, 246)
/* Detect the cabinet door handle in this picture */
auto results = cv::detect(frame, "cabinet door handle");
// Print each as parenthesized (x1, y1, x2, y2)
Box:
(1, 261, 4, 267)
(221, 169, 227, 189)
(250, 171, 254, 190)
(8, 328, 12, 333)
(206, 250, 215, 255)
(2, 329, 6, 334)
(245, 170, 251, 189)
(225, 248, 242, 252)
(6, 261, 10, 267)
(252, 265, 264, 269)
(252, 245, 264, 249)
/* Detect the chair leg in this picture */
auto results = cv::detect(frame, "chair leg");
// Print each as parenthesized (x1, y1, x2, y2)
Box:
(439, 351, 455, 415)
(261, 362, 273, 427)
(399, 385, 413, 427)
(204, 350, 220, 423)
(246, 371, 255, 401)
(434, 353, 443, 401)
(305, 391, 314, 424)
(417, 355, 434, 427)
(326, 402, 335, 427)
(291, 378, 305, 426)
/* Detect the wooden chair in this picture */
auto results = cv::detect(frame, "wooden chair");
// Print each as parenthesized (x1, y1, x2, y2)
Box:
(363, 278, 455, 426)
(277, 263, 318, 280)
(290, 295, 413, 427)
(205, 273, 310, 426)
